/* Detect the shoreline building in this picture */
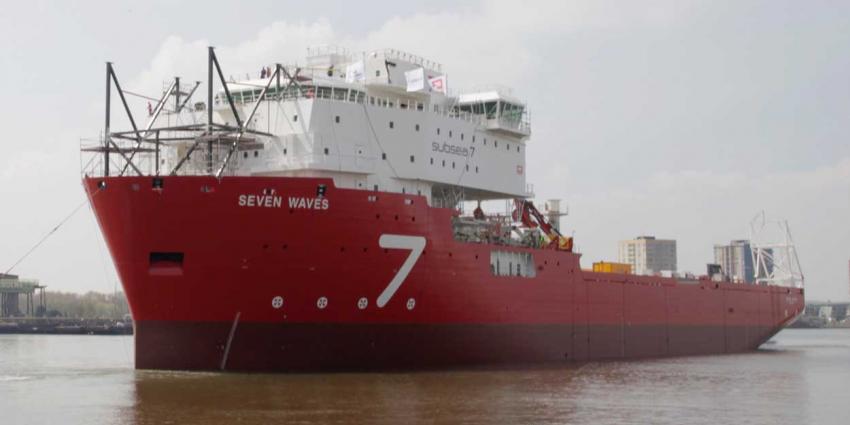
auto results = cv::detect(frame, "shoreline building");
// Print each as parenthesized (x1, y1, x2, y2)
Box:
(618, 236, 677, 276)
(714, 240, 755, 283)
(0, 273, 46, 317)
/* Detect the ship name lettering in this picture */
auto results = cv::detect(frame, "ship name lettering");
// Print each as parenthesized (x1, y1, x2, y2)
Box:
(432, 142, 471, 157)
(288, 197, 330, 210)
(238, 194, 283, 208)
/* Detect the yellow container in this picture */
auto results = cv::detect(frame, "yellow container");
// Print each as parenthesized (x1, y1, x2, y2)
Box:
(592, 262, 632, 274)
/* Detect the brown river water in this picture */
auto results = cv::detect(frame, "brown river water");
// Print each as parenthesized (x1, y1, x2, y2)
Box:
(0, 329, 847, 424)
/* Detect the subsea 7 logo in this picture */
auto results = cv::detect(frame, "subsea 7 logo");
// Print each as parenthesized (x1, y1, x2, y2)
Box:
(377, 234, 426, 308)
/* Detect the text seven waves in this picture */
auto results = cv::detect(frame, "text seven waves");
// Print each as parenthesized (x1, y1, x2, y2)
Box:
(238, 194, 329, 210)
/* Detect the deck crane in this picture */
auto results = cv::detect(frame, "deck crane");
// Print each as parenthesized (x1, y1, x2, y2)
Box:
(513, 199, 574, 251)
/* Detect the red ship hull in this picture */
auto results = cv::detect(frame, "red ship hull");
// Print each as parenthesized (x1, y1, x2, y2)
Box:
(84, 176, 804, 371)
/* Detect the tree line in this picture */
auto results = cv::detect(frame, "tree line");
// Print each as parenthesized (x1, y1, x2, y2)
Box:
(38, 291, 130, 319)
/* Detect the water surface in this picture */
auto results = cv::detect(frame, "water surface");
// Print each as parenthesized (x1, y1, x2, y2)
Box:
(0, 329, 847, 424)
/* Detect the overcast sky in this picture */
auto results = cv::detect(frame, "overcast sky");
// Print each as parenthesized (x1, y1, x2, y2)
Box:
(1, 0, 847, 302)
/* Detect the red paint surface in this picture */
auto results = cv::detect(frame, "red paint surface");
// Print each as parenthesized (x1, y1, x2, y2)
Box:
(84, 176, 805, 371)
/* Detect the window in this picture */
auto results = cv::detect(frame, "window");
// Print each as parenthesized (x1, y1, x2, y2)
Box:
(243, 152, 248, 159)
(430, 158, 434, 165)
(475, 166, 479, 173)
(382, 153, 387, 160)
(483, 138, 487, 145)
(415, 124, 420, 131)
(389, 121, 394, 129)
(437, 128, 441, 135)
(461, 133, 464, 141)
(376, 70, 381, 77)
(472, 136, 476, 143)
(449, 131, 452, 138)
(452, 162, 455, 169)
(293, 115, 298, 122)
(254, 151, 259, 157)
(507, 144, 510, 151)
(410, 155, 415, 163)
(335, 116, 340, 123)
(442, 160, 446, 167)
(494, 141, 498, 148)
(465, 164, 469, 171)
(517, 146, 520, 153)
(324, 148, 329, 155)
(283, 148, 287, 155)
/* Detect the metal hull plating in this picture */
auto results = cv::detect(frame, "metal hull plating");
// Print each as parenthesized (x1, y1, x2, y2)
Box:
(84, 176, 804, 372)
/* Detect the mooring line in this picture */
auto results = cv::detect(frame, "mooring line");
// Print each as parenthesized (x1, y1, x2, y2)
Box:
(3, 188, 100, 275)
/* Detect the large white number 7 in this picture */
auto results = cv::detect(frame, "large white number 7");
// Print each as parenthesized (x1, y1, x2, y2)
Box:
(377, 234, 426, 308)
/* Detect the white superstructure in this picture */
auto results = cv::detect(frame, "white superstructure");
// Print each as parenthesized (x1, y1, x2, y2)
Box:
(159, 47, 532, 206)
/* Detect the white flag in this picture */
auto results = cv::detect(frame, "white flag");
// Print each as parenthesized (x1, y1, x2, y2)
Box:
(345, 61, 365, 83)
(405, 68, 425, 92)
(428, 75, 447, 94)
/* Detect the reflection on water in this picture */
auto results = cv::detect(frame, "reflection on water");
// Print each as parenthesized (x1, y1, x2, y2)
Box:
(1, 330, 848, 425)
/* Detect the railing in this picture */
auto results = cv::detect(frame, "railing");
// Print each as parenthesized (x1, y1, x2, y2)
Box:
(213, 83, 491, 128)
(382, 48, 442, 72)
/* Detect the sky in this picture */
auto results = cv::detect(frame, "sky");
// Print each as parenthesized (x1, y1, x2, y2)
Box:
(0, 0, 848, 302)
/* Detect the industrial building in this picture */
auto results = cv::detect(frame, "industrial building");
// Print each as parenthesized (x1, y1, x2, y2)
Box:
(714, 240, 755, 283)
(618, 236, 677, 276)
(0, 273, 46, 317)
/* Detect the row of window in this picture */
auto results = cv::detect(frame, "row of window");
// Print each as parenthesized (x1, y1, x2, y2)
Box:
(325, 116, 522, 153)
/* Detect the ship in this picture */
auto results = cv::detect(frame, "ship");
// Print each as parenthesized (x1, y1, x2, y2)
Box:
(82, 46, 805, 371)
